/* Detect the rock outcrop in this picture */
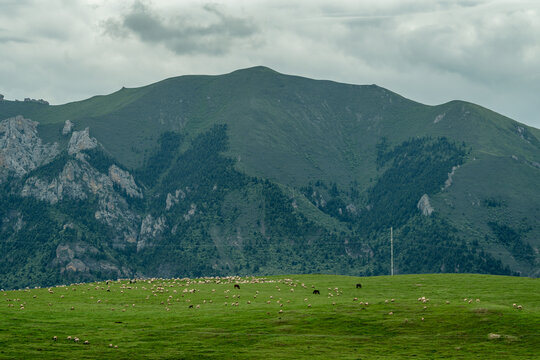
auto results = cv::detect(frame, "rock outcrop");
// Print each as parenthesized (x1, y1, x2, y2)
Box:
(443, 165, 460, 190)
(434, 113, 445, 124)
(62, 120, 73, 135)
(417, 194, 434, 216)
(137, 215, 166, 251)
(53, 242, 124, 275)
(68, 127, 97, 155)
(22, 155, 141, 247)
(184, 203, 197, 221)
(109, 165, 143, 198)
(0, 116, 59, 179)
(165, 189, 186, 210)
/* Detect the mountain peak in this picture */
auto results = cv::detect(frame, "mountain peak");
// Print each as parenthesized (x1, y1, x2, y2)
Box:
(231, 65, 278, 74)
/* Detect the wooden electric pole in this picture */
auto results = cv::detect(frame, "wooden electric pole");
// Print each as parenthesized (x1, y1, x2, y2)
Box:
(390, 227, 394, 276)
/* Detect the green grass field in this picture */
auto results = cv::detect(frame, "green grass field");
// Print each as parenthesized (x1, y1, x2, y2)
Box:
(1, 274, 538, 359)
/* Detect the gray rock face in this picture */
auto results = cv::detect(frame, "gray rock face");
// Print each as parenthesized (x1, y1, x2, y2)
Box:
(417, 194, 434, 216)
(23, 158, 141, 245)
(434, 113, 446, 124)
(0, 116, 59, 179)
(62, 120, 73, 135)
(138, 215, 166, 251)
(95, 192, 141, 247)
(68, 127, 97, 155)
(165, 189, 186, 210)
(346, 203, 357, 215)
(53, 242, 123, 275)
(184, 203, 197, 221)
(1, 115, 146, 276)
(443, 165, 459, 190)
(22, 160, 98, 204)
(109, 165, 143, 198)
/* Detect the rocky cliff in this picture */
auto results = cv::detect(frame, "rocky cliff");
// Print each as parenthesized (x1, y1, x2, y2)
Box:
(0, 116, 58, 180)
(0, 116, 159, 281)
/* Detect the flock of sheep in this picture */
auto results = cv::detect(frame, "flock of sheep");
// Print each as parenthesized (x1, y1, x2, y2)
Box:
(1, 275, 526, 349)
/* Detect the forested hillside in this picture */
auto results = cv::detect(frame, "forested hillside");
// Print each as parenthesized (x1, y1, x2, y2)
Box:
(0, 67, 538, 289)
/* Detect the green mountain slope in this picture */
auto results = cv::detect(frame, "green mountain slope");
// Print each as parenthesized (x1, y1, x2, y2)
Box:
(0, 66, 538, 288)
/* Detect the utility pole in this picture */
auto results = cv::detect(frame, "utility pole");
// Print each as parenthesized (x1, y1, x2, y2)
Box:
(390, 227, 394, 276)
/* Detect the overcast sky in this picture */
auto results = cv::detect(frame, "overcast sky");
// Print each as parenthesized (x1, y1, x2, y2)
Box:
(1, 0, 539, 128)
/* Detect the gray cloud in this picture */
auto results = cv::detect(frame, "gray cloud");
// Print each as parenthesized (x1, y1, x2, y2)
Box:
(337, 3, 540, 85)
(0, 0, 539, 129)
(0, 36, 29, 44)
(104, 1, 258, 55)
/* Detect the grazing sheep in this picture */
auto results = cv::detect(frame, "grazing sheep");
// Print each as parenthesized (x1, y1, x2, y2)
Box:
(234, 284, 240, 289)
(189, 305, 193, 308)
(308, 304, 312, 308)
(84, 340, 89, 345)
(53, 336, 57, 341)
(517, 305, 523, 310)
(74, 338, 79, 343)
(356, 283, 362, 289)
(313, 290, 320, 295)
(67, 336, 72, 341)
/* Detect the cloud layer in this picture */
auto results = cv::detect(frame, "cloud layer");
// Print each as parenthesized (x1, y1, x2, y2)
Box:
(0, 0, 539, 128)
(104, 1, 258, 55)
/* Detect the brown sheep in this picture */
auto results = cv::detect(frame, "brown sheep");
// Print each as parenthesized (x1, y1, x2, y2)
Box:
(313, 290, 320, 295)
(356, 283, 362, 289)
(234, 284, 240, 289)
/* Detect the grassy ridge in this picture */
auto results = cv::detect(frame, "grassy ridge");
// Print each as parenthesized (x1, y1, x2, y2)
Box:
(1, 274, 538, 359)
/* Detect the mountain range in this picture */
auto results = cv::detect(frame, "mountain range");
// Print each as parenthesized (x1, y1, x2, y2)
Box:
(0, 66, 538, 289)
